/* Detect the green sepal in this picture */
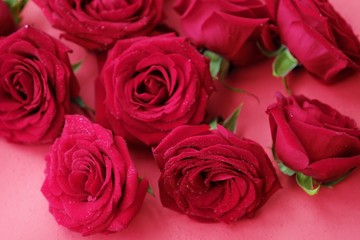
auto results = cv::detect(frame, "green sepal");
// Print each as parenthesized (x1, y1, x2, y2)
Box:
(72, 96, 87, 109)
(72, 60, 83, 73)
(71, 96, 95, 115)
(3, 0, 28, 24)
(222, 103, 243, 133)
(273, 47, 298, 78)
(203, 50, 230, 80)
(138, 177, 154, 196)
(257, 43, 286, 58)
(220, 60, 230, 80)
(296, 172, 321, 196)
(271, 145, 320, 195)
(278, 161, 296, 176)
(271, 145, 296, 176)
(323, 170, 353, 189)
(209, 119, 218, 130)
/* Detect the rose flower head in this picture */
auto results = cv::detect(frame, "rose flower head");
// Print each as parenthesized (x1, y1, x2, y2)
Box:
(175, 0, 279, 66)
(267, 93, 360, 194)
(153, 124, 281, 223)
(0, 26, 79, 144)
(267, 0, 360, 83)
(33, 0, 164, 51)
(41, 115, 149, 236)
(96, 34, 215, 146)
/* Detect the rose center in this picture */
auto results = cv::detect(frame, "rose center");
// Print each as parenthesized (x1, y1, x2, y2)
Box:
(134, 70, 169, 105)
(68, 153, 106, 200)
(3, 70, 33, 102)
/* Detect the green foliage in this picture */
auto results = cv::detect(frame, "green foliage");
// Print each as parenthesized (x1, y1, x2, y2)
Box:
(222, 104, 243, 133)
(296, 172, 321, 196)
(273, 47, 298, 78)
(3, 0, 28, 23)
(203, 50, 230, 80)
(209, 104, 243, 133)
(72, 61, 83, 73)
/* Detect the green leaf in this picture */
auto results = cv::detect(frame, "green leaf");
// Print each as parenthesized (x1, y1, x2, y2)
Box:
(203, 50, 230, 80)
(273, 47, 298, 78)
(296, 172, 321, 196)
(72, 61, 83, 72)
(3, 0, 28, 23)
(222, 103, 243, 133)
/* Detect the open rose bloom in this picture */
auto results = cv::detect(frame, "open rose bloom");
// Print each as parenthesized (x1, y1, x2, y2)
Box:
(41, 115, 149, 236)
(153, 124, 281, 222)
(267, 93, 360, 184)
(96, 34, 214, 146)
(33, 0, 164, 51)
(0, 26, 79, 144)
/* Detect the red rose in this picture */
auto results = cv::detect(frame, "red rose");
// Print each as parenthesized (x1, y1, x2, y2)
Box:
(153, 124, 281, 223)
(266, 0, 360, 83)
(174, 0, 278, 66)
(0, 26, 79, 144)
(96, 34, 215, 146)
(267, 93, 360, 183)
(41, 115, 149, 236)
(0, 1, 16, 36)
(33, 0, 164, 51)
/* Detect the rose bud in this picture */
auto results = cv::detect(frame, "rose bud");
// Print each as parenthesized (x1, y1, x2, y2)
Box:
(41, 115, 149, 236)
(0, 26, 79, 144)
(267, 93, 360, 192)
(95, 34, 215, 146)
(267, 0, 360, 83)
(175, 0, 279, 66)
(33, 0, 164, 51)
(153, 124, 281, 223)
(0, 0, 16, 36)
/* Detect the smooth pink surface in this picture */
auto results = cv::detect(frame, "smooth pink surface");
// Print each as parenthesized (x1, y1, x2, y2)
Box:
(1, 1, 360, 239)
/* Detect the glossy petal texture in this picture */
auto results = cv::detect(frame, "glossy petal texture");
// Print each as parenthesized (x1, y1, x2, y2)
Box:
(267, 93, 360, 182)
(266, 0, 360, 83)
(41, 115, 148, 236)
(153, 124, 281, 223)
(0, 26, 79, 143)
(95, 34, 215, 146)
(175, 0, 279, 66)
(33, 0, 164, 51)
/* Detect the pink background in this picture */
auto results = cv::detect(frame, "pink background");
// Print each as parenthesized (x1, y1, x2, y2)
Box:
(1, 0, 360, 239)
